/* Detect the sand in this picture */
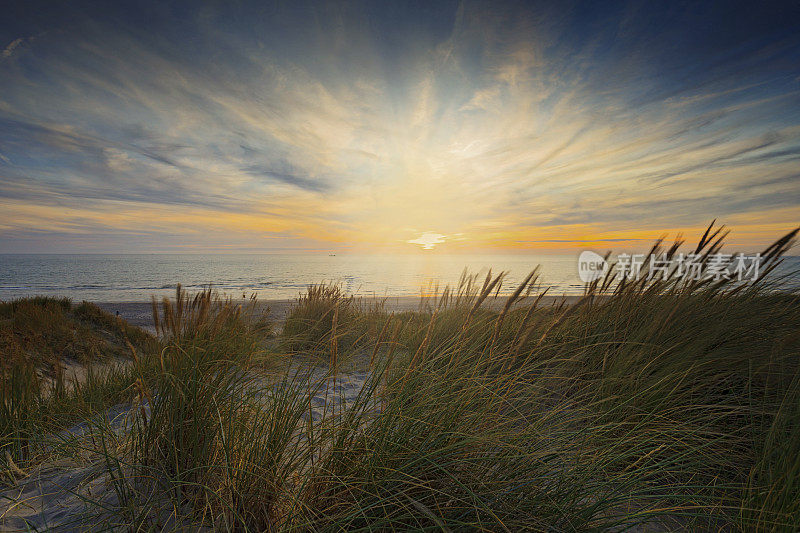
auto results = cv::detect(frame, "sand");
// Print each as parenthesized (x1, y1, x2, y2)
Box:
(0, 364, 371, 530)
(97, 294, 586, 333)
(1, 294, 588, 530)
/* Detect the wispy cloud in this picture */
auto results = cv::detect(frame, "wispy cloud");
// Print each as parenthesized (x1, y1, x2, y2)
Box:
(0, 0, 798, 252)
(1, 37, 23, 58)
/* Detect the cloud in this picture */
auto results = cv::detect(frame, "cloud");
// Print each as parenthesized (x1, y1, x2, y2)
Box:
(517, 238, 649, 243)
(2, 38, 23, 58)
(242, 165, 331, 193)
(0, 0, 798, 252)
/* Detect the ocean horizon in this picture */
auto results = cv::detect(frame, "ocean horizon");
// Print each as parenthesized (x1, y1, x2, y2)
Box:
(0, 252, 586, 302)
(1, 252, 798, 303)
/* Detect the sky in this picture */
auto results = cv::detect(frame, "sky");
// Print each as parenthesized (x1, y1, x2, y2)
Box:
(0, 0, 798, 253)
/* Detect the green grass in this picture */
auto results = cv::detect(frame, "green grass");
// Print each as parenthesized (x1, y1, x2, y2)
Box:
(281, 283, 381, 360)
(0, 296, 157, 369)
(2, 223, 799, 531)
(0, 295, 158, 478)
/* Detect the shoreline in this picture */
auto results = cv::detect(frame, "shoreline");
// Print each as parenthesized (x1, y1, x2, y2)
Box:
(96, 294, 587, 332)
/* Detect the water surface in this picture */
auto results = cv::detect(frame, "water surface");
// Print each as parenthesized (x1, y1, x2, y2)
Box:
(0, 253, 797, 303)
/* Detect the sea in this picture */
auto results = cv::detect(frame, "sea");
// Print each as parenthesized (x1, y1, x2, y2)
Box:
(0, 253, 798, 303)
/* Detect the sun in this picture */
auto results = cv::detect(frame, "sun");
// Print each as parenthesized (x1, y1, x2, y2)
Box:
(407, 232, 447, 250)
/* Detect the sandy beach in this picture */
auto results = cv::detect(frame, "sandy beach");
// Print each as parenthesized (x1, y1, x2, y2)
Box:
(97, 294, 587, 333)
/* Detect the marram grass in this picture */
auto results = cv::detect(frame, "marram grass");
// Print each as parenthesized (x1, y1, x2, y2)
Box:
(1, 222, 799, 531)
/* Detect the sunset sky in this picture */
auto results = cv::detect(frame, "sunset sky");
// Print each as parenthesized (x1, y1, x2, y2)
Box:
(0, 0, 798, 253)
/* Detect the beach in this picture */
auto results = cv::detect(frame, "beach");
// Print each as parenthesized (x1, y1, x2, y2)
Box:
(2, 242, 800, 530)
(3, 0, 799, 527)
(96, 294, 588, 333)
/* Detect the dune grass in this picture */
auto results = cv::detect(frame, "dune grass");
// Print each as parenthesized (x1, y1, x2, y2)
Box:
(0, 296, 157, 479)
(2, 223, 799, 531)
